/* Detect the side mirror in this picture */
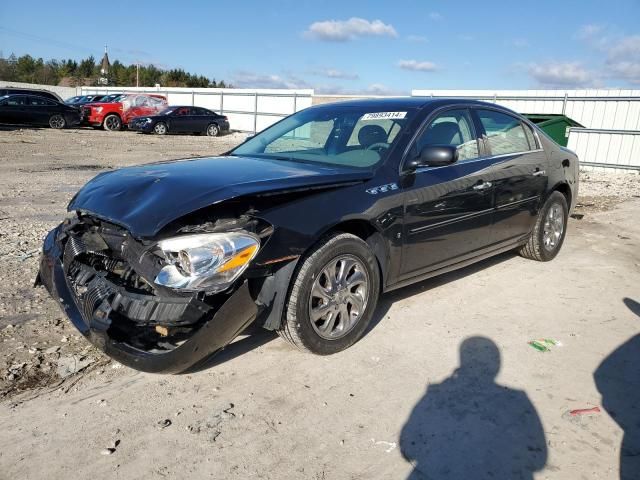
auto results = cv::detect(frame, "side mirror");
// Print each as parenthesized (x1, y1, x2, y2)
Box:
(406, 145, 458, 170)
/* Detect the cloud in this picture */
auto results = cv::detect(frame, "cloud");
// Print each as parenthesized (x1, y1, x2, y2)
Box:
(606, 35, 640, 84)
(304, 17, 397, 41)
(365, 83, 407, 96)
(429, 12, 443, 21)
(527, 61, 594, 87)
(309, 68, 359, 80)
(231, 71, 312, 89)
(397, 59, 438, 72)
(406, 35, 428, 43)
(576, 24, 606, 41)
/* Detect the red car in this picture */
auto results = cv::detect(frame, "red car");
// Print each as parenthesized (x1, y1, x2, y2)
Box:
(80, 93, 168, 131)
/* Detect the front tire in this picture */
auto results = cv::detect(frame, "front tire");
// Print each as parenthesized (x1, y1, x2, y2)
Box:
(278, 233, 380, 354)
(519, 191, 568, 261)
(49, 114, 66, 129)
(103, 114, 122, 131)
(154, 122, 168, 135)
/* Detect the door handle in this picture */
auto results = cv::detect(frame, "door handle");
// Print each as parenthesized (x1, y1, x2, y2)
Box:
(532, 169, 546, 177)
(473, 181, 493, 191)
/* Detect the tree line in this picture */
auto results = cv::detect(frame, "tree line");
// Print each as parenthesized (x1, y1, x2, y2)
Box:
(0, 53, 231, 88)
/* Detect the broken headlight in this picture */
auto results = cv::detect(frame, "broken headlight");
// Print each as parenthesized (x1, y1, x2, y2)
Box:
(154, 232, 259, 292)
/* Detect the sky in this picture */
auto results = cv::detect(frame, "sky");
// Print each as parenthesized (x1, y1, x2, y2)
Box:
(1, 0, 639, 94)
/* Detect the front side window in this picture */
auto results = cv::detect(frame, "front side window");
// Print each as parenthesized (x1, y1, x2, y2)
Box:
(415, 108, 479, 161)
(477, 109, 530, 155)
(231, 106, 416, 169)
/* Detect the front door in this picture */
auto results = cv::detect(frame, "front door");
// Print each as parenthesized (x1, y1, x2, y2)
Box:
(474, 108, 549, 244)
(400, 108, 496, 280)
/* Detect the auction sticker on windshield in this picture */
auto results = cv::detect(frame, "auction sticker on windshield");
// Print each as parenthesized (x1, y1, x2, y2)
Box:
(361, 112, 407, 120)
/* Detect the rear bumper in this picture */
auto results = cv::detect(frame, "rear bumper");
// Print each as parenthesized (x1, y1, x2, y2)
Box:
(37, 225, 258, 373)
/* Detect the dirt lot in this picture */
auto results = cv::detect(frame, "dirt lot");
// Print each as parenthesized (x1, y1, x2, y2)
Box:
(0, 127, 639, 479)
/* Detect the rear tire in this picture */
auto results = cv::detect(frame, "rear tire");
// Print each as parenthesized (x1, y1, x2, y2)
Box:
(278, 233, 380, 354)
(154, 122, 168, 135)
(103, 114, 122, 131)
(206, 123, 219, 137)
(518, 191, 568, 262)
(49, 114, 66, 129)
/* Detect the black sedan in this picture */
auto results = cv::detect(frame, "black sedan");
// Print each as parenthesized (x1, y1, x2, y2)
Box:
(37, 98, 578, 373)
(65, 94, 108, 105)
(0, 94, 80, 129)
(128, 106, 230, 136)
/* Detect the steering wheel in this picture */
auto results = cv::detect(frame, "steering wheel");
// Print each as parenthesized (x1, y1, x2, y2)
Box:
(366, 142, 391, 152)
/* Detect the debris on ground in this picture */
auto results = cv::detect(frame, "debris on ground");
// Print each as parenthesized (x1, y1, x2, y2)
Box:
(157, 419, 172, 429)
(187, 403, 236, 442)
(56, 355, 93, 378)
(569, 407, 601, 416)
(528, 339, 562, 352)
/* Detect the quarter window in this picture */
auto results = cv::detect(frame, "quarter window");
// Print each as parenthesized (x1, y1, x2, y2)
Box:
(477, 110, 530, 155)
(416, 109, 479, 161)
(523, 123, 538, 150)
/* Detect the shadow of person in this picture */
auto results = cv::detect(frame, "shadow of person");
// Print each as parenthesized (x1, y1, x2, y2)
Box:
(594, 298, 640, 480)
(400, 337, 547, 479)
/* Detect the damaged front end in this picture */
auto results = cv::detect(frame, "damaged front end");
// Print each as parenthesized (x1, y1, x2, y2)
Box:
(36, 214, 270, 373)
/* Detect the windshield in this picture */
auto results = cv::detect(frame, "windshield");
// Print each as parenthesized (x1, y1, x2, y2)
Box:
(231, 106, 416, 169)
(99, 94, 125, 103)
(159, 107, 176, 116)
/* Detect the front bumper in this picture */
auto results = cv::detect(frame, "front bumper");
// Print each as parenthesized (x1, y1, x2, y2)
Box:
(37, 225, 258, 373)
(128, 121, 154, 133)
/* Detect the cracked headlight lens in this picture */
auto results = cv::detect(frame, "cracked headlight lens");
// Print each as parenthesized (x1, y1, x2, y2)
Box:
(154, 232, 259, 292)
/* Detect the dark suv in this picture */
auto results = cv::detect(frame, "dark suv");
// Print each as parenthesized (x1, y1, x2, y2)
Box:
(0, 87, 62, 103)
(37, 98, 578, 373)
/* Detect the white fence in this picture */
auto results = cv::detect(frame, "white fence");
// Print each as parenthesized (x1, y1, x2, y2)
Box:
(412, 89, 640, 171)
(80, 86, 313, 133)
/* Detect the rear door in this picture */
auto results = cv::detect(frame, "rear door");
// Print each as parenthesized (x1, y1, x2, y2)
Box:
(399, 108, 496, 279)
(169, 107, 192, 132)
(26, 96, 54, 125)
(473, 108, 548, 244)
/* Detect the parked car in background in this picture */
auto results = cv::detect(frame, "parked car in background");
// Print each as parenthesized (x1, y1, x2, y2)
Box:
(128, 106, 230, 136)
(0, 87, 62, 103)
(80, 93, 168, 131)
(0, 94, 80, 129)
(65, 94, 108, 105)
(37, 98, 578, 373)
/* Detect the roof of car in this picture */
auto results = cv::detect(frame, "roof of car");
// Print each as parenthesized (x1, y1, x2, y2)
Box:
(310, 96, 504, 111)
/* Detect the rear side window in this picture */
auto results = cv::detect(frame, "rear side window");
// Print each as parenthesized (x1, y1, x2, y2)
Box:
(416, 108, 479, 161)
(28, 96, 54, 106)
(477, 110, 530, 155)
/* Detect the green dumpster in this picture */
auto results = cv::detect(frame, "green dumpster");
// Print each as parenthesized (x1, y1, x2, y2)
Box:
(523, 114, 584, 147)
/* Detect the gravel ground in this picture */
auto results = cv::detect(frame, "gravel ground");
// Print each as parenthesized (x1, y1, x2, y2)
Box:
(0, 127, 639, 479)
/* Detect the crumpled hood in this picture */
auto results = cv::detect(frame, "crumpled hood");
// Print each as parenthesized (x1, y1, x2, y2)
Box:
(68, 155, 371, 237)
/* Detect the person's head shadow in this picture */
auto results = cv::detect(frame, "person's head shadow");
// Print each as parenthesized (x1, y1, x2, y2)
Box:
(594, 298, 640, 479)
(400, 336, 547, 480)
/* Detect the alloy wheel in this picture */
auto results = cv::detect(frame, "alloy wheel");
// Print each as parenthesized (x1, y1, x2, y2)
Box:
(308, 254, 370, 340)
(154, 123, 167, 135)
(49, 115, 65, 129)
(542, 203, 564, 251)
(207, 124, 219, 136)
(104, 116, 121, 131)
